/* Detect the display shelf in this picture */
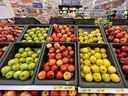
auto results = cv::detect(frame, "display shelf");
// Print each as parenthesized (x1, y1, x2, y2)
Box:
(78, 87, 128, 93)
(0, 85, 75, 91)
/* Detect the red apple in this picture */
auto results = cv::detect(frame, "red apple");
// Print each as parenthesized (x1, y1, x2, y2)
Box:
(49, 47, 55, 53)
(30, 91, 39, 96)
(43, 64, 50, 72)
(68, 64, 75, 72)
(49, 59, 56, 65)
(56, 53, 62, 59)
(37, 71, 46, 80)
(48, 53, 55, 59)
(54, 43, 60, 49)
(60, 45, 66, 51)
(60, 91, 68, 96)
(122, 65, 128, 74)
(120, 37, 127, 43)
(116, 32, 124, 39)
(67, 46, 72, 51)
(60, 64, 68, 72)
(56, 49, 61, 53)
(47, 71, 54, 79)
(63, 50, 68, 57)
(69, 50, 74, 56)
(62, 57, 69, 64)
(50, 91, 59, 96)
(56, 71, 63, 80)
(69, 58, 74, 64)
(51, 64, 58, 72)
(113, 38, 120, 43)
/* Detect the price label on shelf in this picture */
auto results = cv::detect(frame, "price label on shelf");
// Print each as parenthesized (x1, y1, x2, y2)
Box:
(78, 88, 128, 93)
(53, 86, 75, 91)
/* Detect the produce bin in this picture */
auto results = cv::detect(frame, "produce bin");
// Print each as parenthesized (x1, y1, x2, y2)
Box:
(0, 43, 44, 85)
(78, 43, 124, 88)
(49, 25, 77, 42)
(0, 25, 26, 44)
(74, 19, 95, 25)
(35, 42, 77, 86)
(110, 43, 128, 88)
(110, 19, 128, 25)
(18, 25, 52, 43)
(49, 18, 74, 24)
(77, 25, 107, 43)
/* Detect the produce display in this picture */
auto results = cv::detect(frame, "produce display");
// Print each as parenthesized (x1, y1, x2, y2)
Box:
(105, 26, 128, 43)
(37, 43, 75, 80)
(22, 27, 49, 42)
(80, 47, 120, 83)
(113, 45, 128, 79)
(0, 47, 40, 80)
(0, 23, 22, 42)
(48, 24, 77, 42)
(78, 28, 104, 43)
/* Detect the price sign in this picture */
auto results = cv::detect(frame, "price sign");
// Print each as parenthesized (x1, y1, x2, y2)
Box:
(32, 2, 43, 8)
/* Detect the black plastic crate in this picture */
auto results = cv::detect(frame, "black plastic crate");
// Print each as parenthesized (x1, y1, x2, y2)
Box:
(78, 43, 124, 88)
(49, 25, 77, 42)
(110, 43, 128, 87)
(0, 43, 44, 85)
(18, 25, 52, 43)
(14, 17, 41, 25)
(77, 25, 107, 43)
(0, 25, 26, 44)
(35, 42, 77, 86)
(49, 18, 74, 24)
(110, 19, 128, 25)
(74, 19, 95, 25)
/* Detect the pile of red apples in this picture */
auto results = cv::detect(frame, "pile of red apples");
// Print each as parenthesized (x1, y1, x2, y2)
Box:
(37, 43, 75, 80)
(113, 46, 128, 78)
(105, 26, 128, 43)
(48, 24, 77, 42)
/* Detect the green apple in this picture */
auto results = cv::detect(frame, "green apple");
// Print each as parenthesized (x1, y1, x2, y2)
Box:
(32, 53, 38, 59)
(20, 63, 28, 71)
(102, 73, 110, 82)
(1, 66, 11, 76)
(13, 71, 22, 79)
(12, 64, 20, 71)
(5, 71, 14, 79)
(15, 53, 21, 58)
(18, 48, 25, 53)
(21, 52, 28, 58)
(28, 63, 36, 70)
(19, 71, 30, 80)
(19, 58, 26, 63)
(26, 57, 33, 64)
(83, 60, 91, 66)
(25, 47, 31, 52)
(103, 59, 111, 67)
(8, 59, 18, 66)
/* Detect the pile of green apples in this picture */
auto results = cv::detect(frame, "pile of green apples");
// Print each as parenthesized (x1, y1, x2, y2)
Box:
(22, 27, 49, 42)
(80, 47, 120, 83)
(1, 47, 40, 80)
(78, 29, 104, 43)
